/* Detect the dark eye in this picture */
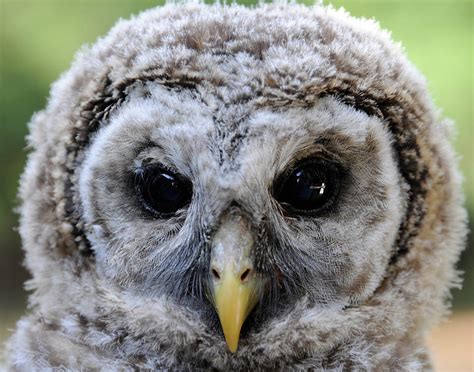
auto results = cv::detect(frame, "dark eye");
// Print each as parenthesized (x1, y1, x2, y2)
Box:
(135, 166, 192, 217)
(275, 161, 340, 214)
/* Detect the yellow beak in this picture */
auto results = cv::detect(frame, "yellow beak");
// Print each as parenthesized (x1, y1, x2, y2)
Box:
(209, 214, 261, 353)
(212, 264, 259, 352)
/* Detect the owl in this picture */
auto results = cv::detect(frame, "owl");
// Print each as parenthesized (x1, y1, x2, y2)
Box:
(5, 2, 467, 370)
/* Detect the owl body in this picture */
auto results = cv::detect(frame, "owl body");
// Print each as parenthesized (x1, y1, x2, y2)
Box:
(5, 3, 466, 370)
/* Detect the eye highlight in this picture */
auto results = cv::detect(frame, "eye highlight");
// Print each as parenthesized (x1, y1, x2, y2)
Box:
(135, 165, 192, 217)
(274, 160, 340, 214)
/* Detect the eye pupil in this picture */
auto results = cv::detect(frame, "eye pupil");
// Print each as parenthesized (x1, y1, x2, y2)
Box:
(276, 162, 339, 213)
(137, 166, 192, 217)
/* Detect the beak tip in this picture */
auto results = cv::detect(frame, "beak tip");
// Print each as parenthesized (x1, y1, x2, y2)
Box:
(226, 338, 239, 353)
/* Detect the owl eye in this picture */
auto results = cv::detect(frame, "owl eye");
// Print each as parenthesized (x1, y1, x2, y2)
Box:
(275, 161, 340, 213)
(135, 166, 192, 217)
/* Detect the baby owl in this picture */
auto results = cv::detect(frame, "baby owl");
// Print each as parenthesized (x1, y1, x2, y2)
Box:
(5, 2, 467, 370)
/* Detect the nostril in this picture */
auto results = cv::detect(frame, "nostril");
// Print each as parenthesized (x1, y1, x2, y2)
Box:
(240, 268, 251, 282)
(212, 267, 221, 280)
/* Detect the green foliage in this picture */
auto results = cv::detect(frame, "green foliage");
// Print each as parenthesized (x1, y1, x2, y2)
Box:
(0, 0, 472, 308)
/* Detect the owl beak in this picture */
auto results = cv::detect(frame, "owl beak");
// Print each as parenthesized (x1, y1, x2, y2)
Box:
(209, 214, 261, 353)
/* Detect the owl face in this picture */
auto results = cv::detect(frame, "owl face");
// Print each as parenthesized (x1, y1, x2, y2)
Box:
(78, 81, 405, 350)
(7, 4, 467, 369)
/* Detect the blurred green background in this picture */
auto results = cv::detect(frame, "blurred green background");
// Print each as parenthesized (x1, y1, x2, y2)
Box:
(0, 0, 472, 339)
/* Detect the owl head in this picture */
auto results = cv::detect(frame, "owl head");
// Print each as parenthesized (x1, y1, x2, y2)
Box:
(8, 3, 466, 370)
